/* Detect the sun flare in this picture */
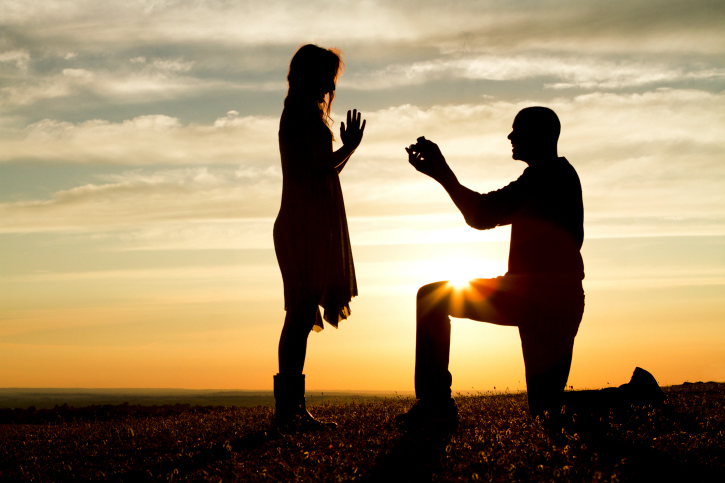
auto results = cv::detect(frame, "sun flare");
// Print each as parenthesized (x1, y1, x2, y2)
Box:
(413, 257, 500, 290)
(447, 275, 474, 290)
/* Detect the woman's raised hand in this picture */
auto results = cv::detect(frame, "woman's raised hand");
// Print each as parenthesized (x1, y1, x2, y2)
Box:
(340, 109, 366, 149)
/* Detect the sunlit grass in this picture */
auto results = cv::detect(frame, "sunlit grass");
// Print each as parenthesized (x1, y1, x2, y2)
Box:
(2, 383, 723, 482)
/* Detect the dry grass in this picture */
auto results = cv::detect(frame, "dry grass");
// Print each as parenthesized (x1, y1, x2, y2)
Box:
(1, 383, 723, 482)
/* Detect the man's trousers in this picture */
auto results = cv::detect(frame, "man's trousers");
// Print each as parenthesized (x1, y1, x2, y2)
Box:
(414, 275, 585, 416)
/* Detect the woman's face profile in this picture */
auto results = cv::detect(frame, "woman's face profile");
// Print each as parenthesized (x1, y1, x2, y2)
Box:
(317, 71, 337, 103)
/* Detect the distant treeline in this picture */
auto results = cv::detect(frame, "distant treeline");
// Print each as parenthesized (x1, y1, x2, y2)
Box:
(0, 402, 221, 424)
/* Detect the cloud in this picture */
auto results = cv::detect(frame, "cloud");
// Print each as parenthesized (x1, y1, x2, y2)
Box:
(3, 0, 722, 52)
(342, 90, 725, 238)
(440, 1, 724, 54)
(61, 68, 93, 79)
(0, 50, 30, 72)
(0, 58, 235, 107)
(342, 54, 725, 90)
(2, 0, 721, 124)
(151, 58, 194, 72)
(0, 166, 282, 234)
(0, 88, 723, 241)
(1, 112, 278, 165)
(0, 0, 420, 46)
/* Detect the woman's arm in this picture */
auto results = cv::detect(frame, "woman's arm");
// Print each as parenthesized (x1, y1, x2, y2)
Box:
(332, 144, 355, 173)
(295, 109, 365, 173)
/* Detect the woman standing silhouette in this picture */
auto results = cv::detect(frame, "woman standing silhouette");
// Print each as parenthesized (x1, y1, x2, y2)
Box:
(273, 44, 365, 430)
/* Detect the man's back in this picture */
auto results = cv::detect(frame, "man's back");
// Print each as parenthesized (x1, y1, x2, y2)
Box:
(462, 157, 584, 279)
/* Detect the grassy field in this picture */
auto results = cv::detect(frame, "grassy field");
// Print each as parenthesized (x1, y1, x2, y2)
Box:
(0, 383, 723, 482)
(0, 388, 400, 411)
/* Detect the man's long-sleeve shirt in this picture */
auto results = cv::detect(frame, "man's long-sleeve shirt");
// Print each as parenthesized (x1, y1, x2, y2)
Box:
(457, 157, 584, 280)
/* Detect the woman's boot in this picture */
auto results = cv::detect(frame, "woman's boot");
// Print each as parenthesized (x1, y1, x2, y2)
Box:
(273, 373, 336, 431)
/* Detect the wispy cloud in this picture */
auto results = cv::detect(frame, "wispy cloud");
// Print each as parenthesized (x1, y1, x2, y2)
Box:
(1, 1, 723, 240)
(1, 89, 722, 240)
(342, 55, 725, 90)
(0, 57, 237, 106)
(1, 1, 722, 106)
(0, 49, 30, 72)
(0, 165, 281, 233)
(3, 0, 722, 51)
(1, 111, 278, 164)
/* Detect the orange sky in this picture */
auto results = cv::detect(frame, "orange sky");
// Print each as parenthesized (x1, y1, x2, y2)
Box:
(0, 0, 723, 390)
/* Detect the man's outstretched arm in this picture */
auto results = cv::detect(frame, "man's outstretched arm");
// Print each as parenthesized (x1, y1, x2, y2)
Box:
(406, 137, 490, 228)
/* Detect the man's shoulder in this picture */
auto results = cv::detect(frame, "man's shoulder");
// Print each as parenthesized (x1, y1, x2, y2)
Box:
(517, 157, 581, 195)
(556, 156, 578, 171)
(541, 157, 580, 179)
(487, 157, 579, 197)
(558, 157, 582, 180)
(558, 156, 575, 168)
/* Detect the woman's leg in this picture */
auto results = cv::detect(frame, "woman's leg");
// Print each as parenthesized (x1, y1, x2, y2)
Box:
(274, 306, 337, 430)
(278, 306, 318, 375)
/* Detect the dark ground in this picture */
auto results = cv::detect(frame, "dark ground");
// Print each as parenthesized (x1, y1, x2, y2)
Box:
(0, 382, 723, 482)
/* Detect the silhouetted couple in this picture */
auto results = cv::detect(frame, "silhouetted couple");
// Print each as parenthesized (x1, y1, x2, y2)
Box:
(271, 44, 663, 433)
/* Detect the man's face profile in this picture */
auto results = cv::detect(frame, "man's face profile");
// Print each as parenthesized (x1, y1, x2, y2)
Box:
(507, 115, 535, 161)
(507, 108, 559, 163)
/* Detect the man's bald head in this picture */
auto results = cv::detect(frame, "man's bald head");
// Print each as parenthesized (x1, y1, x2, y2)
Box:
(508, 107, 560, 164)
(515, 107, 560, 142)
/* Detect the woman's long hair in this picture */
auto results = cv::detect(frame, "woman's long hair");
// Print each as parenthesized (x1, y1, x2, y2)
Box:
(285, 44, 344, 131)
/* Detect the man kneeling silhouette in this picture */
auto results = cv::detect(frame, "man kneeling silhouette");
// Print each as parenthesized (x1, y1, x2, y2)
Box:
(397, 107, 662, 431)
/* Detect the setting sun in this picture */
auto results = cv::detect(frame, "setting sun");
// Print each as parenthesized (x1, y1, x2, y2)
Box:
(447, 276, 475, 290)
(411, 256, 500, 290)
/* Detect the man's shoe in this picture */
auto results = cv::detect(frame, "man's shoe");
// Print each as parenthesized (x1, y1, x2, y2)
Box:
(395, 398, 459, 432)
(620, 367, 667, 406)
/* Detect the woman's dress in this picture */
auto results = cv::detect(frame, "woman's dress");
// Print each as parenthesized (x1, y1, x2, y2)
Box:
(273, 101, 357, 331)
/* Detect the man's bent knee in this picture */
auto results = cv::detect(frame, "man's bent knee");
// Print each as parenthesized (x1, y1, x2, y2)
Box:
(417, 281, 453, 318)
(417, 281, 450, 301)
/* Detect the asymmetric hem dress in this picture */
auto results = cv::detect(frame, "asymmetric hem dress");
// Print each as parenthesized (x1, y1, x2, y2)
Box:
(273, 99, 357, 332)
